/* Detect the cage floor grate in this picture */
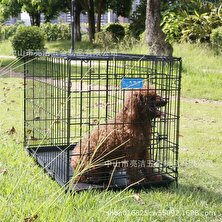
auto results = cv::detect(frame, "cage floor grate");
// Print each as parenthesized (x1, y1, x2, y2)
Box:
(27, 148, 175, 191)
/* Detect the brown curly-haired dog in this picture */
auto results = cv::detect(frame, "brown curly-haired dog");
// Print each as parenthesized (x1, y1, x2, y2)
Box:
(71, 86, 167, 185)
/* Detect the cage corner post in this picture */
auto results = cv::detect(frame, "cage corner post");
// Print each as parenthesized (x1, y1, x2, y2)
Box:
(23, 56, 28, 150)
(66, 58, 72, 184)
(175, 58, 183, 187)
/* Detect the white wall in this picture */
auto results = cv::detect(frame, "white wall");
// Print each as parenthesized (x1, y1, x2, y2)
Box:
(21, 12, 31, 26)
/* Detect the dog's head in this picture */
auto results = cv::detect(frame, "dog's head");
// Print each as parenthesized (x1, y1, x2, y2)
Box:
(124, 87, 167, 123)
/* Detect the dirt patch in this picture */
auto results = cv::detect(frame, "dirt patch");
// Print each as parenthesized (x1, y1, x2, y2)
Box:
(181, 97, 222, 105)
(202, 68, 222, 74)
(0, 67, 24, 78)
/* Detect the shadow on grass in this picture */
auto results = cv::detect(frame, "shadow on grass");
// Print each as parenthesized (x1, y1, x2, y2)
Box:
(140, 178, 222, 205)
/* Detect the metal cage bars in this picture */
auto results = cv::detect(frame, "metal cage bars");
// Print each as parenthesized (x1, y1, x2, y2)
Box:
(24, 53, 182, 189)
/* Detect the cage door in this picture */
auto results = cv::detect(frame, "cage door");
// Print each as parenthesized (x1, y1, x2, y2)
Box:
(24, 56, 71, 149)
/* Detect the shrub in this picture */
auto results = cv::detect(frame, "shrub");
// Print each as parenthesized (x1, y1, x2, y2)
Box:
(210, 27, 222, 54)
(105, 23, 125, 41)
(139, 31, 146, 44)
(40, 23, 71, 41)
(1, 25, 18, 40)
(94, 31, 114, 49)
(11, 26, 45, 57)
(161, 12, 183, 44)
(0, 25, 2, 41)
(118, 35, 140, 50)
(121, 23, 131, 36)
(57, 23, 71, 40)
(40, 23, 58, 41)
(180, 10, 222, 43)
(0, 21, 25, 40)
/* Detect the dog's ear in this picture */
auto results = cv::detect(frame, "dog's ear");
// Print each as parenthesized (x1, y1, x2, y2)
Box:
(123, 91, 140, 122)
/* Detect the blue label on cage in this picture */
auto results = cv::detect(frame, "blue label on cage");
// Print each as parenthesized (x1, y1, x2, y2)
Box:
(121, 78, 144, 89)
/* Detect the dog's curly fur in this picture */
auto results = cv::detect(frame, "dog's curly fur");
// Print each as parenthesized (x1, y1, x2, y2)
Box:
(71, 86, 167, 184)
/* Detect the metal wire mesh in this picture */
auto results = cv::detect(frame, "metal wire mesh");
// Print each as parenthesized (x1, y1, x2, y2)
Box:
(24, 53, 182, 189)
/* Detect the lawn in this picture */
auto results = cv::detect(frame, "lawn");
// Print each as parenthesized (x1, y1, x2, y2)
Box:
(0, 40, 222, 221)
(1, 40, 222, 100)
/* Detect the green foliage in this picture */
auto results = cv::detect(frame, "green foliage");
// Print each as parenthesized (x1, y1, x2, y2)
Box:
(161, 0, 222, 43)
(162, 0, 221, 15)
(40, 23, 71, 41)
(11, 26, 45, 57)
(129, 0, 146, 38)
(108, 0, 133, 17)
(161, 12, 183, 43)
(57, 23, 71, 40)
(0, 22, 23, 40)
(0, 0, 69, 26)
(0, 0, 22, 21)
(0, 22, 70, 42)
(94, 31, 114, 49)
(118, 34, 139, 51)
(94, 0, 108, 14)
(0, 24, 2, 41)
(105, 23, 125, 41)
(2, 25, 17, 40)
(120, 23, 130, 36)
(41, 23, 59, 41)
(180, 9, 222, 43)
(129, 0, 217, 39)
(139, 31, 146, 44)
(41, 0, 70, 22)
(210, 26, 222, 54)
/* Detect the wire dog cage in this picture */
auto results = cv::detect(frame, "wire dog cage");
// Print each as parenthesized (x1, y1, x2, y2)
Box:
(24, 53, 182, 191)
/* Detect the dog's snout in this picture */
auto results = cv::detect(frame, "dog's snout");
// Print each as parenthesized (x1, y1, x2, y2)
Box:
(160, 98, 167, 107)
(156, 97, 167, 107)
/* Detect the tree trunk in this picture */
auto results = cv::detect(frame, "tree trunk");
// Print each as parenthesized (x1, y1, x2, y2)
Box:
(146, 0, 173, 56)
(30, 13, 41, 26)
(75, 6, 82, 41)
(87, 0, 95, 42)
(96, 1, 103, 33)
(96, 10, 102, 33)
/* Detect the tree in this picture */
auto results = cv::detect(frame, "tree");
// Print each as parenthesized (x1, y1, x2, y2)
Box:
(129, 0, 146, 38)
(146, 0, 173, 56)
(95, 0, 107, 32)
(69, 0, 83, 42)
(75, 1, 83, 41)
(21, 0, 41, 26)
(0, 0, 69, 26)
(87, 0, 96, 42)
(21, 0, 69, 26)
(108, 0, 133, 18)
(43, 0, 70, 23)
(79, 0, 96, 42)
(0, 0, 22, 21)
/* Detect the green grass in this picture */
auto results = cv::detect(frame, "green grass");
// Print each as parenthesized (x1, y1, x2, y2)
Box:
(0, 40, 39, 56)
(0, 40, 14, 56)
(174, 43, 222, 100)
(45, 39, 97, 53)
(1, 40, 222, 100)
(0, 76, 222, 221)
(0, 38, 97, 56)
(118, 42, 222, 100)
(0, 36, 222, 221)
